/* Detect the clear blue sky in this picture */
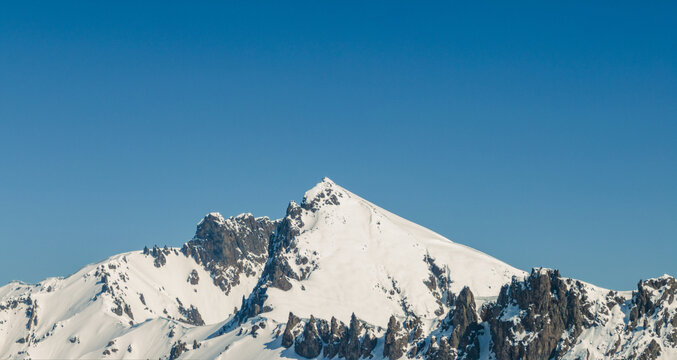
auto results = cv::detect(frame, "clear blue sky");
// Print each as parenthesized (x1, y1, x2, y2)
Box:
(1, 2, 675, 290)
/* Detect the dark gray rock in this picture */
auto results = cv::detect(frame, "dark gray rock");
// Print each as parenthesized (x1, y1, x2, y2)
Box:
(360, 328, 378, 358)
(322, 316, 347, 358)
(282, 312, 301, 348)
(338, 313, 363, 360)
(301, 179, 342, 212)
(177, 299, 204, 326)
(25, 300, 38, 330)
(639, 339, 662, 360)
(383, 315, 407, 359)
(168, 340, 188, 360)
(281, 313, 378, 360)
(150, 245, 166, 267)
(426, 336, 455, 360)
(443, 287, 478, 349)
(629, 276, 677, 332)
(483, 269, 593, 360)
(187, 269, 199, 285)
(181, 213, 278, 294)
(295, 315, 323, 358)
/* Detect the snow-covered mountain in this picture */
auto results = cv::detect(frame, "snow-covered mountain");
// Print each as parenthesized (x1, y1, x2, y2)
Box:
(1, 178, 675, 360)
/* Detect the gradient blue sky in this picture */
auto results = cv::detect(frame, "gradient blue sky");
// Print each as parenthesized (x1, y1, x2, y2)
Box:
(1, 2, 675, 290)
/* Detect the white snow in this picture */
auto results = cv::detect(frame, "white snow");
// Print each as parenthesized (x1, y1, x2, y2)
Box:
(258, 178, 526, 327)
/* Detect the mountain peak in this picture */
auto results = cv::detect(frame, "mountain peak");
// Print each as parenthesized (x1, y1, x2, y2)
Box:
(197, 211, 226, 226)
(301, 177, 344, 211)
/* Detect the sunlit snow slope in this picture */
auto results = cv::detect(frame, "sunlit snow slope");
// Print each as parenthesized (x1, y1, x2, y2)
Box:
(248, 178, 525, 327)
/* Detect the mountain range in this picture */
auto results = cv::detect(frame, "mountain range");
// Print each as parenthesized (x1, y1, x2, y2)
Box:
(1, 178, 675, 359)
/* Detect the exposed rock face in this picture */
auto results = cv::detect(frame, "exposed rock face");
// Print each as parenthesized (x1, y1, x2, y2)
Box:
(263, 202, 305, 292)
(426, 336, 454, 360)
(360, 329, 378, 358)
(281, 312, 378, 359)
(150, 245, 167, 267)
(176, 298, 204, 326)
(261, 180, 342, 294)
(383, 315, 407, 359)
(282, 312, 301, 348)
(423, 254, 453, 316)
(639, 339, 662, 360)
(187, 269, 199, 285)
(629, 276, 676, 332)
(233, 199, 320, 322)
(444, 287, 479, 349)
(484, 269, 593, 360)
(301, 178, 342, 212)
(295, 315, 323, 358)
(321, 317, 347, 358)
(25, 299, 38, 331)
(168, 340, 188, 360)
(111, 298, 134, 320)
(440, 286, 481, 359)
(181, 213, 278, 295)
(280, 286, 677, 360)
(339, 314, 363, 360)
(414, 288, 480, 360)
(621, 276, 677, 359)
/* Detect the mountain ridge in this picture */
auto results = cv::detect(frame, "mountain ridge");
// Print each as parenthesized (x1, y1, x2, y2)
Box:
(0, 178, 675, 359)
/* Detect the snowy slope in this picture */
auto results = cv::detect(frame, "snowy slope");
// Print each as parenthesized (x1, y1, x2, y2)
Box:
(246, 178, 525, 327)
(0, 250, 252, 359)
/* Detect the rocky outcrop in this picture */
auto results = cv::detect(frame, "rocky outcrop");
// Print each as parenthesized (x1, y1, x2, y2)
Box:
(320, 316, 347, 358)
(415, 272, 677, 360)
(483, 269, 593, 360)
(301, 181, 341, 212)
(181, 213, 278, 295)
(168, 340, 188, 360)
(629, 276, 676, 332)
(444, 287, 479, 348)
(339, 314, 363, 360)
(263, 201, 305, 291)
(426, 336, 454, 360)
(187, 269, 199, 285)
(25, 299, 38, 331)
(282, 312, 302, 348)
(232, 201, 317, 323)
(149, 245, 167, 268)
(423, 254, 453, 316)
(639, 339, 662, 360)
(263, 181, 341, 291)
(295, 315, 323, 358)
(439, 286, 481, 359)
(177, 298, 204, 326)
(111, 298, 134, 320)
(281, 312, 377, 359)
(383, 315, 407, 359)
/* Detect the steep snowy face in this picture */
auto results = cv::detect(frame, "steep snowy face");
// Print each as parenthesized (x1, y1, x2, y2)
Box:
(241, 178, 525, 327)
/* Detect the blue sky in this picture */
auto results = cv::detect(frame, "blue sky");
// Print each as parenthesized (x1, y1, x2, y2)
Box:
(1, 2, 675, 290)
